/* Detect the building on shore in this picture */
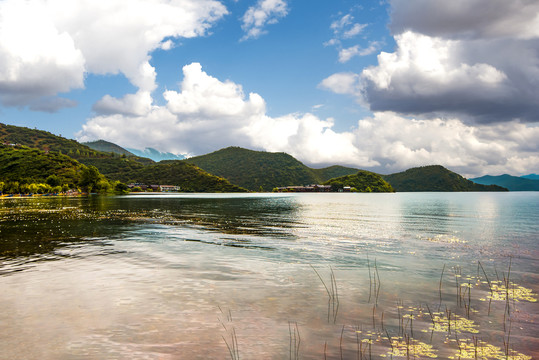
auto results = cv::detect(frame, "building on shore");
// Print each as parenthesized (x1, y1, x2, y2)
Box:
(127, 184, 181, 192)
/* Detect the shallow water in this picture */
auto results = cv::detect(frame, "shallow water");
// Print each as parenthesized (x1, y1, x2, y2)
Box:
(0, 192, 538, 359)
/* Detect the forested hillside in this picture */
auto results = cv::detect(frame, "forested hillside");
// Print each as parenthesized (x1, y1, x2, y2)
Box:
(184, 147, 359, 191)
(117, 161, 247, 192)
(383, 165, 508, 192)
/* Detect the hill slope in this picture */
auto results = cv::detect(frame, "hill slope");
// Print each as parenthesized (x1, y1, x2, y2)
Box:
(120, 161, 248, 192)
(323, 171, 394, 192)
(470, 174, 539, 191)
(311, 165, 359, 182)
(83, 140, 136, 157)
(0, 144, 85, 186)
(521, 174, 539, 181)
(383, 165, 508, 192)
(1, 123, 94, 155)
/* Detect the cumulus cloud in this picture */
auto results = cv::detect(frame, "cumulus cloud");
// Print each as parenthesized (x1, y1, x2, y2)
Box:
(322, 0, 539, 124)
(0, 0, 227, 111)
(78, 63, 368, 165)
(78, 63, 539, 177)
(319, 72, 362, 95)
(352, 113, 539, 177)
(241, 0, 288, 41)
(390, 0, 539, 40)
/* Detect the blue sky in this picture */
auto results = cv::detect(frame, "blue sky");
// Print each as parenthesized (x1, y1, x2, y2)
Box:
(0, 0, 538, 177)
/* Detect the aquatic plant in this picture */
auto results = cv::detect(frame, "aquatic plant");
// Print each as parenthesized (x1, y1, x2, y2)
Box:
(381, 336, 438, 358)
(448, 338, 531, 360)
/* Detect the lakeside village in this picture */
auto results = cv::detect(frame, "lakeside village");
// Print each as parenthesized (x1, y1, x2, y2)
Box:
(273, 184, 353, 192)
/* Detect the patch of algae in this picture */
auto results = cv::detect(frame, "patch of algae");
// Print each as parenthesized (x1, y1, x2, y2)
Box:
(428, 313, 479, 334)
(479, 281, 537, 303)
(381, 337, 437, 358)
(448, 339, 531, 360)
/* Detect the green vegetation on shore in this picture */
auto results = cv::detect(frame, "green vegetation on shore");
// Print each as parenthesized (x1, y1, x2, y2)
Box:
(0, 144, 124, 194)
(323, 170, 395, 192)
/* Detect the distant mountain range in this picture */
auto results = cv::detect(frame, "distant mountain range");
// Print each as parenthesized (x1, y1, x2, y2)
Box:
(82, 139, 186, 162)
(470, 174, 539, 191)
(0, 123, 524, 192)
(126, 147, 186, 162)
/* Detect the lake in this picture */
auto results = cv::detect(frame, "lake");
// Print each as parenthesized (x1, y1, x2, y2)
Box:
(0, 192, 538, 359)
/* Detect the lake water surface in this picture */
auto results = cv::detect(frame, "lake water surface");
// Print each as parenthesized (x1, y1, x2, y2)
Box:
(1, 193, 538, 359)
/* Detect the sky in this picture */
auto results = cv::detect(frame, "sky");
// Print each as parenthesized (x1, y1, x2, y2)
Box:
(0, 0, 538, 177)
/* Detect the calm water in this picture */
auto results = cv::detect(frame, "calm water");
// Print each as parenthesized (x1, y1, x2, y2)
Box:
(0, 193, 538, 359)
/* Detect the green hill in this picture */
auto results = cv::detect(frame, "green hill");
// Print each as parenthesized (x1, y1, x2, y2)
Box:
(470, 174, 539, 191)
(119, 161, 247, 192)
(382, 165, 508, 192)
(184, 147, 319, 191)
(323, 171, 394, 192)
(184, 147, 359, 191)
(82, 139, 136, 157)
(0, 144, 85, 186)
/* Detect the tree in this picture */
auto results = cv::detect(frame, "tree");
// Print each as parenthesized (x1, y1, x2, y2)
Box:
(79, 165, 101, 193)
(46, 174, 61, 187)
(114, 181, 129, 193)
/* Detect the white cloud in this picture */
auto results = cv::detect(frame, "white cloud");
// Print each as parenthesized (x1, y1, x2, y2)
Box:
(351, 112, 539, 177)
(338, 42, 381, 63)
(241, 0, 288, 41)
(0, 0, 85, 106)
(318, 73, 361, 95)
(390, 0, 539, 40)
(78, 63, 539, 177)
(322, 0, 539, 124)
(78, 63, 368, 166)
(0, 0, 227, 111)
(330, 14, 366, 39)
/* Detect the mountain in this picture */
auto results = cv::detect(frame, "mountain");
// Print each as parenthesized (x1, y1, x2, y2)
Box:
(521, 174, 539, 180)
(323, 171, 394, 192)
(470, 174, 539, 191)
(126, 147, 186, 162)
(382, 165, 508, 192)
(184, 147, 359, 191)
(83, 140, 136, 157)
(0, 123, 243, 192)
